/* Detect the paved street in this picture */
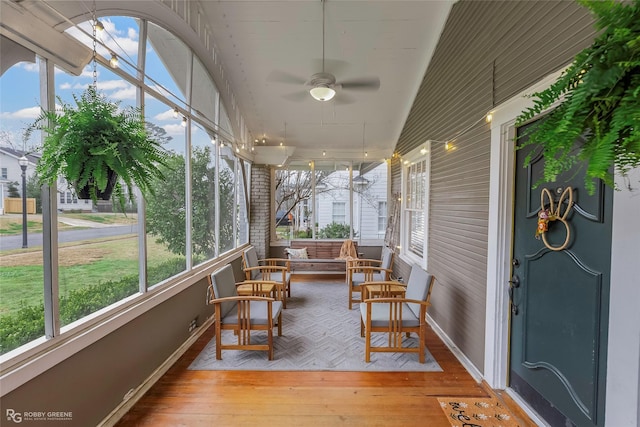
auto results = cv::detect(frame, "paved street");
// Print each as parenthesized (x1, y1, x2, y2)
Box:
(0, 225, 138, 251)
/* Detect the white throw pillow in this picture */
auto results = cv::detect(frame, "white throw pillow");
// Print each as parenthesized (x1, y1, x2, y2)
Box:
(286, 247, 309, 259)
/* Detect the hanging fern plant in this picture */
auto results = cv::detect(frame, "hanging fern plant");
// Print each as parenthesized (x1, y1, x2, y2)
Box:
(516, 0, 640, 194)
(26, 86, 170, 212)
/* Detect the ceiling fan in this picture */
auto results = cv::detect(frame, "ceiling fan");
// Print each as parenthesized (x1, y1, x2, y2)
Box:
(267, 0, 380, 103)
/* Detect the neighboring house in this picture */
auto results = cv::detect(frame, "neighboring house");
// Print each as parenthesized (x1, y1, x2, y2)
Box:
(0, 146, 38, 215)
(0, 146, 93, 213)
(315, 163, 387, 241)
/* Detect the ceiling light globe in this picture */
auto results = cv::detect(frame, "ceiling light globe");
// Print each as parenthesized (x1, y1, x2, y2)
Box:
(309, 85, 336, 101)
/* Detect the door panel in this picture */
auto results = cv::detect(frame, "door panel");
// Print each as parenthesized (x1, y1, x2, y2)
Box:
(510, 123, 612, 427)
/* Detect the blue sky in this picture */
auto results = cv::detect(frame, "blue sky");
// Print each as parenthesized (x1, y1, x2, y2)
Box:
(0, 16, 215, 156)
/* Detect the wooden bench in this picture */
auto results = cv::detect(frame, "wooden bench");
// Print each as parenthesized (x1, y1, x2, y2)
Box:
(287, 240, 357, 273)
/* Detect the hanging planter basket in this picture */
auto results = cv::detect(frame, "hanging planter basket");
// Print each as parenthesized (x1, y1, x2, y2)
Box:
(25, 86, 169, 212)
(76, 168, 119, 201)
(515, 0, 640, 194)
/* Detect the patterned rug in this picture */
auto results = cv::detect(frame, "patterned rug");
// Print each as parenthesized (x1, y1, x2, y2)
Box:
(437, 398, 522, 427)
(189, 280, 442, 372)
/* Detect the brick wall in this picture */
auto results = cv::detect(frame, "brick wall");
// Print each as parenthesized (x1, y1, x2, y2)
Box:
(249, 165, 270, 259)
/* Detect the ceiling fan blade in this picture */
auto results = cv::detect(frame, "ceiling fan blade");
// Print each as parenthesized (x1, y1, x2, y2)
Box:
(266, 70, 308, 85)
(282, 91, 310, 102)
(339, 77, 381, 91)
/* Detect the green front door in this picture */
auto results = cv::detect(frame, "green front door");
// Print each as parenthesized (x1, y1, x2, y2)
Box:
(509, 121, 612, 427)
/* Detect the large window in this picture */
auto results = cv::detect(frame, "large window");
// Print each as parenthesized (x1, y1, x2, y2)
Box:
(0, 15, 252, 356)
(274, 161, 387, 242)
(401, 144, 430, 267)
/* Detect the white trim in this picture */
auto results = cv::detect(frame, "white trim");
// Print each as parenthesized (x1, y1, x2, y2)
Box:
(399, 143, 431, 270)
(605, 167, 640, 427)
(427, 314, 482, 382)
(484, 70, 563, 389)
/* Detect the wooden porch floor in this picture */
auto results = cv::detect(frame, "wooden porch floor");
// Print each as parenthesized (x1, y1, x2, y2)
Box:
(115, 279, 537, 426)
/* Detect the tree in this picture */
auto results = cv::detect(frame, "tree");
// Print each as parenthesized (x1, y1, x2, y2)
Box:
(274, 169, 330, 228)
(145, 146, 235, 257)
(25, 174, 42, 213)
(7, 181, 20, 198)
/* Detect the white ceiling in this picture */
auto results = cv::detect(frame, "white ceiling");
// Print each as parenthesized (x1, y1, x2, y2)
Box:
(198, 1, 453, 166)
(2, 0, 452, 167)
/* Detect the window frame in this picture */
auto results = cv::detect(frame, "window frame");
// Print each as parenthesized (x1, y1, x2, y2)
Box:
(332, 201, 346, 224)
(400, 143, 431, 269)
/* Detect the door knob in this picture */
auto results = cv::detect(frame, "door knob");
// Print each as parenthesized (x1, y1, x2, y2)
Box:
(508, 275, 520, 288)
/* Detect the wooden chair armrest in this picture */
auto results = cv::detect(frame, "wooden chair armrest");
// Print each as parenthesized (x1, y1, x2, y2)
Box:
(347, 266, 392, 273)
(259, 258, 291, 270)
(362, 297, 430, 306)
(350, 258, 382, 265)
(244, 265, 287, 272)
(236, 280, 279, 285)
(210, 295, 275, 304)
(361, 280, 406, 288)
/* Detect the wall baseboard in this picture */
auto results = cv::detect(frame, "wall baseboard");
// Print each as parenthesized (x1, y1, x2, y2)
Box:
(97, 315, 215, 427)
(427, 314, 483, 382)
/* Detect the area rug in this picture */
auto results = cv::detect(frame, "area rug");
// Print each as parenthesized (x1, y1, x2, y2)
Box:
(437, 398, 522, 427)
(189, 280, 441, 372)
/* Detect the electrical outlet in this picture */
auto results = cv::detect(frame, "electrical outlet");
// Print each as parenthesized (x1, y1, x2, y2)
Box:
(188, 318, 197, 333)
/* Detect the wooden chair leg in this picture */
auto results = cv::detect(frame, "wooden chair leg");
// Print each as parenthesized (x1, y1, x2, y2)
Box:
(215, 317, 222, 360)
(277, 312, 282, 336)
(418, 325, 425, 363)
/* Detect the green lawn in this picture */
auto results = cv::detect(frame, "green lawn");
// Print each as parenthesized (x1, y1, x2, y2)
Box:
(0, 236, 179, 316)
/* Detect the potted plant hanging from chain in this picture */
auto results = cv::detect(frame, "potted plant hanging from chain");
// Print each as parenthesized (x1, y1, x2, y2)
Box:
(26, 85, 169, 212)
(515, 0, 640, 194)
(25, 13, 169, 212)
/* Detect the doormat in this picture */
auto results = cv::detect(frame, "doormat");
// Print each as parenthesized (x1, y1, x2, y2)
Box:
(437, 398, 522, 427)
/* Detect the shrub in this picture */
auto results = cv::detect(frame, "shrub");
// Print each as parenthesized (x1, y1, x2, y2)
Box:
(317, 222, 354, 239)
(0, 257, 186, 354)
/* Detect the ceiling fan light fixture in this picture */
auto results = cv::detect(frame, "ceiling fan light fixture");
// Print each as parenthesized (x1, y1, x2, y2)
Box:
(309, 85, 336, 102)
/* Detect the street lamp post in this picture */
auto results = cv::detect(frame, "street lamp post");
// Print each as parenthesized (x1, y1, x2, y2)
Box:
(18, 155, 28, 248)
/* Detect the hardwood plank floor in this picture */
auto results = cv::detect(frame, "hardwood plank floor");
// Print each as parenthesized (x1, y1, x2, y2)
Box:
(115, 278, 538, 426)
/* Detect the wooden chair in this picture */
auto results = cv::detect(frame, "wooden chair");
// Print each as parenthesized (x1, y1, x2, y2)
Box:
(359, 264, 435, 363)
(346, 246, 394, 309)
(207, 264, 283, 360)
(242, 246, 291, 308)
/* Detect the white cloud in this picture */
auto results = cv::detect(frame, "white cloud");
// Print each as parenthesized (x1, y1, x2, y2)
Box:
(20, 62, 38, 72)
(59, 83, 72, 90)
(0, 106, 41, 120)
(65, 18, 138, 60)
(96, 79, 130, 91)
(155, 109, 179, 121)
(163, 124, 186, 136)
(109, 86, 137, 101)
